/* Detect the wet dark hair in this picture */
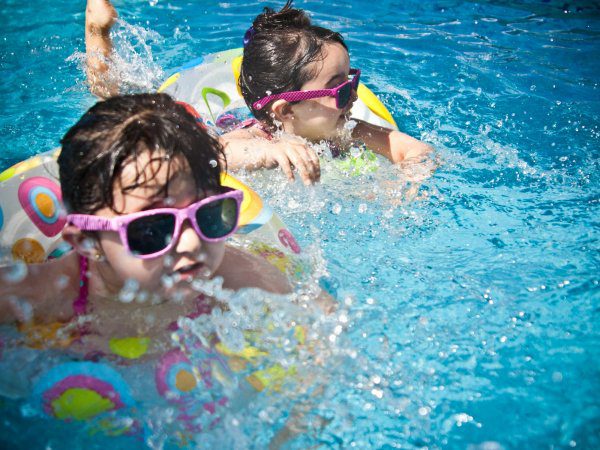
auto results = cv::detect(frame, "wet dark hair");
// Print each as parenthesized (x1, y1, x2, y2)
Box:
(59, 93, 225, 214)
(239, 0, 347, 126)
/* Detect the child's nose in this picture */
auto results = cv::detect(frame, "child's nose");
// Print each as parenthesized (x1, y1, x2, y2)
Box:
(175, 220, 202, 254)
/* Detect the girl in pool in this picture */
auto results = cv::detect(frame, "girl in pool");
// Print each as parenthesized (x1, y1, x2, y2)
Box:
(85, 0, 432, 185)
(0, 93, 290, 353)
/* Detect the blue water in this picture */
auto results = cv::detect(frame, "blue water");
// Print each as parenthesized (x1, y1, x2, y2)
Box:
(1, 0, 599, 449)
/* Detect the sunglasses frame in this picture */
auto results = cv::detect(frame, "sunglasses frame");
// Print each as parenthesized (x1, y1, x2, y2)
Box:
(252, 68, 361, 111)
(67, 189, 243, 259)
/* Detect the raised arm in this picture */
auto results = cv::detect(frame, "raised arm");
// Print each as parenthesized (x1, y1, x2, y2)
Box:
(85, 0, 119, 98)
(351, 119, 432, 163)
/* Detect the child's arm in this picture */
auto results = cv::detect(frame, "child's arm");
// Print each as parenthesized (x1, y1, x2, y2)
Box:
(221, 128, 321, 185)
(351, 119, 433, 163)
(85, 0, 119, 98)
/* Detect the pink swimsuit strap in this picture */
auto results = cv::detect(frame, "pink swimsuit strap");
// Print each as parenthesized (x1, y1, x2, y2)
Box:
(72, 255, 89, 317)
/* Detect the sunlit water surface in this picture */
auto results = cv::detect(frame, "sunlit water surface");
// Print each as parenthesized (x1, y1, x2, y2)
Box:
(0, 0, 599, 449)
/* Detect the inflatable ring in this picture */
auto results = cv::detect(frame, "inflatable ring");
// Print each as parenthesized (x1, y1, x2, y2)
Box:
(0, 148, 303, 277)
(32, 361, 135, 422)
(159, 47, 398, 130)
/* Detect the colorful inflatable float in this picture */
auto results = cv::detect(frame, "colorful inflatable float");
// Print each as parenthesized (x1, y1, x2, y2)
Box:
(159, 47, 397, 131)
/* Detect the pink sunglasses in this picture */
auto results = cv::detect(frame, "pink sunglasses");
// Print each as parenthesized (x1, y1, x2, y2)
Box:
(67, 189, 243, 259)
(252, 68, 361, 111)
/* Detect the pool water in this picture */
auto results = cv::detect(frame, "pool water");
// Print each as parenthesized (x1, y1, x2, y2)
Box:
(1, 0, 599, 449)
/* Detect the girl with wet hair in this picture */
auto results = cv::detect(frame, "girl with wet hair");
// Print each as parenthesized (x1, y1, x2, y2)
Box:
(0, 93, 331, 444)
(84, 0, 431, 185)
(1, 93, 290, 339)
(224, 0, 432, 183)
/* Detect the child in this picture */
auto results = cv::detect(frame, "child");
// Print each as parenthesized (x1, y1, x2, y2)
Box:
(1, 94, 336, 447)
(0, 93, 291, 354)
(84, 0, 432, 185)
(227, 1, 432, 178)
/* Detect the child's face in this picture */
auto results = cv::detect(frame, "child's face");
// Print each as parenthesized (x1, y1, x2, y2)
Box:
(285, 43, 356, 142)
(93, 152, 226, 295)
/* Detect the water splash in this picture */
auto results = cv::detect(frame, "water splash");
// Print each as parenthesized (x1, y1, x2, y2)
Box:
(68, 19, 164, 94)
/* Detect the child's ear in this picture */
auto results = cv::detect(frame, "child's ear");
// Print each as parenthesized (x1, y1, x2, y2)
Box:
(270, 99, 294, 122)
(62, 225, 99, 259)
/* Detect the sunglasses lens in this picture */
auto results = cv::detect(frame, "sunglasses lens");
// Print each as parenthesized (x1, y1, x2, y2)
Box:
(126, 214, 175, 256)
(338, 83, 352, 109)
(195, 198, 238, 239)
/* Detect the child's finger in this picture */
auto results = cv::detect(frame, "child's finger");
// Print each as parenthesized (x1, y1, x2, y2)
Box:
(275, 153, 295, 181)
(290, 143, 319, 183)
(287, 147, 314, 185)
(304, 146, 321, 180)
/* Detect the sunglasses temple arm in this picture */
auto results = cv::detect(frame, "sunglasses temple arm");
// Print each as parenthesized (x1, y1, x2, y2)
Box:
(254, 89, 337, 110)
(67, 215, 119, 231)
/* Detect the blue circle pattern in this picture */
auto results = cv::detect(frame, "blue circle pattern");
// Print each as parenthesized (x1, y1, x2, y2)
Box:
(28, 186, 59, 224)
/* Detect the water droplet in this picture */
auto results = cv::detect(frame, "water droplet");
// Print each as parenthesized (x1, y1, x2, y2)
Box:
(371, 388, 384, 399)
(344, 119, 357, 131)
(2, 262, 28, 284)
(118, 278, 140, 303)
(552, 371, 563, 382)
(55, 275, 69, 290)
(9, 297, 33, 322)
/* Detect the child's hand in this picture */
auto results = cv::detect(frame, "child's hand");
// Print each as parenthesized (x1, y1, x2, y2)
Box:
(86, 0, 118, 34)
(261, 138, 321, 185)
(222, 132, 321, 185)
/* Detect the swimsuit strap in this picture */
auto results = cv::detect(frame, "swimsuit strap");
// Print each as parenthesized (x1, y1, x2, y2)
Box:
(190, 293, 212, 318)
(72, 255, 89, 317)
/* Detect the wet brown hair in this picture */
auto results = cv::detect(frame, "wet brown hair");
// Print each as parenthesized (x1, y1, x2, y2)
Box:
(59, 93, 225, 214)
(239, 0, 347, 126)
